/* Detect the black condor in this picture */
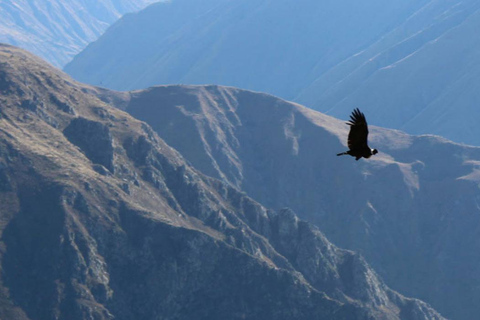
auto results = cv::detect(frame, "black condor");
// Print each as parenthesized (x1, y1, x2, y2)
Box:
(337, 108, 378, 160)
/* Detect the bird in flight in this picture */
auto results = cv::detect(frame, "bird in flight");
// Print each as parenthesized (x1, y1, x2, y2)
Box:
(337, 108, 378, 160)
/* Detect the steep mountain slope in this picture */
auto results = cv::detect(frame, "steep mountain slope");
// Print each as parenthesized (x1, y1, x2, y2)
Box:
(0, 0, 158, 67)
(114, 84, 480, 320)
(297, 0, 480, 146)
(64, 0, 426, 97)
(0, 44, 445, 319)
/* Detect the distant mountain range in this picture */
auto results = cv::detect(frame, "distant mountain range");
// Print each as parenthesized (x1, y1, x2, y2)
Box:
(298, 0, 480, 146)
(64, 0, 427, 96)
(0, 0, 158, 67)
(65, 0, 480, 146)
(0, 44, 445, 320)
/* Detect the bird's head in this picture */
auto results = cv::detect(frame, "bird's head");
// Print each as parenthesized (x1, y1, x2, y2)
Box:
(372, 149, 378, 155)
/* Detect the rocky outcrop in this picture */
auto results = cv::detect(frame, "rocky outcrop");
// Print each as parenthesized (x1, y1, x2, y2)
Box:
(63, 117, 115, 172)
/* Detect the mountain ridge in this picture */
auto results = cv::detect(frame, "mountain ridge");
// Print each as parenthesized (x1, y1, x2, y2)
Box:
(0, 44, 445, 320)
(112, 82, 480, 320)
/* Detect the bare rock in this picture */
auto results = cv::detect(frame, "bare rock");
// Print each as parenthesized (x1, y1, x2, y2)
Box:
(63, 117, 115, 173)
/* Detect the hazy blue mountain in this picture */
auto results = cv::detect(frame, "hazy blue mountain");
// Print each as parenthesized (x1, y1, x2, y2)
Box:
(298, 0, 480, 146)
(64, 0, 427, 98)
(0, 44, 445, 320)
(66, 0, 480, 146)
(112, 83, 480, 320)
(0, 0, 158, 67)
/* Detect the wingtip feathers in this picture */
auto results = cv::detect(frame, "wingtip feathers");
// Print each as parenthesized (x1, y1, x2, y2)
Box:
(346, 108, 366, 126)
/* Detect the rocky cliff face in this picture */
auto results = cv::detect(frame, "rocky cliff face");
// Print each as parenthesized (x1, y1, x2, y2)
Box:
(116, 84, 480, 320)
(0, 44, 444, 319)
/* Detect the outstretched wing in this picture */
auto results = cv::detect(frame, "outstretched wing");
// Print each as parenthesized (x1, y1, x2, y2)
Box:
(347, 108, 369, 150)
